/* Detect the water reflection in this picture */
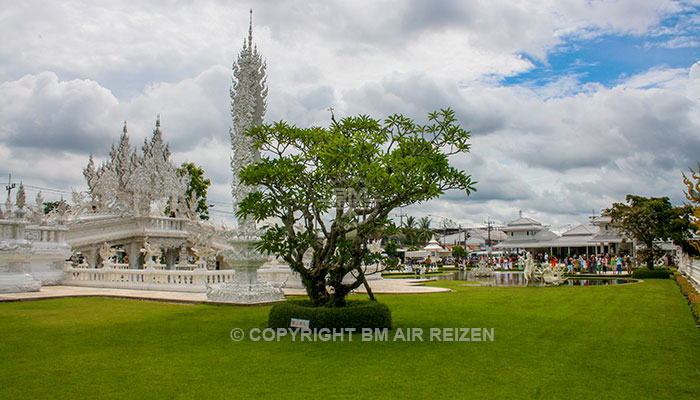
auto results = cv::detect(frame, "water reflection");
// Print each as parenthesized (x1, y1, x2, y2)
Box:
(434, 271, 638, 287)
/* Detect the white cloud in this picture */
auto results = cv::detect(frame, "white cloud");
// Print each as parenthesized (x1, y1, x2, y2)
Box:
(1, 0, 699, 230)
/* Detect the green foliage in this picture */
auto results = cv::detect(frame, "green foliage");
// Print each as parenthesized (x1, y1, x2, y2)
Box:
(451, 245, 468, 259)
(168, 162, 211, 220)
(675, 274, 700, 322)
(237, 109, 476, 307)
(417, 216, 433, 243)
(384, 240, 399, 258)
(42, 200, 69, 215)
(631, 269, 670, 279)
(606, 195, 692, 269)
(2, 281, 700, 398)
(268, 300, 392, 330)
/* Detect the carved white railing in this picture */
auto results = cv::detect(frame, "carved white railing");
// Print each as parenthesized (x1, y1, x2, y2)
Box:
(147, 217, 184, 232)
(24, 225, 68, 243)
(63, 266, 235, 292)
(686, 258, 700, 286)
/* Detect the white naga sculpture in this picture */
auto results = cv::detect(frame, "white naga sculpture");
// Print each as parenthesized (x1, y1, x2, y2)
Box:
(541, 263, 568, 286)
(472, 257, 495, 277)
(522, 252, 567, 286)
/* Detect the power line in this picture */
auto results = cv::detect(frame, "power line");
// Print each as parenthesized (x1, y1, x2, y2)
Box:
(21, 184, 73, 196)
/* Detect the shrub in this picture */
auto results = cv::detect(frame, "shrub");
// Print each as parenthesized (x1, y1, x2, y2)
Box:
(674, 274, 700, 323)
(269, 300, 392, 330)
(631, 269, 670, 279)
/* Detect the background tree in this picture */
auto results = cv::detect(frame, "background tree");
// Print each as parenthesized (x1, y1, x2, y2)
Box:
(401, 216, 418, 245)
(167, 163, 211, 220)
(451, 245, 468, 260)
(43, 200, 69, 215)
(238, 108, 475, 307)
(417, 216, 433, 243)
(606, 195, 692, 269)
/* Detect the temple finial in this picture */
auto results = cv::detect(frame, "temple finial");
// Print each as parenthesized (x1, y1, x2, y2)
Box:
(123, 121, 128, 135)
(248, 8, 253, 49)
(156, 114, 161, 128)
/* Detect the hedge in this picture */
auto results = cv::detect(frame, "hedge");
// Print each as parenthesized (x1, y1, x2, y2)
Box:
(631, 269, 670, 279)
(269, 300, 392, 330)
(675, 274, 700, 323)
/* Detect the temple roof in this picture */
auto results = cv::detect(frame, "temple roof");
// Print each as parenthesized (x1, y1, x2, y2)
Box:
(549, 225, 599, 247)
(502, 217, 545, 232)
(494, 229, 559, 249)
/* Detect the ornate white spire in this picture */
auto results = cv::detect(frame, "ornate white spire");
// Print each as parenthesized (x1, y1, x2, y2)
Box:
(248, 8, 253, 50)
(80, 117, 189, 218)
(230, 9, 267, 231)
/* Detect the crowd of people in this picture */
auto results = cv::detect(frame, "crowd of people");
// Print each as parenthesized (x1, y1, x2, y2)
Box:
(457, 252, 635, 275)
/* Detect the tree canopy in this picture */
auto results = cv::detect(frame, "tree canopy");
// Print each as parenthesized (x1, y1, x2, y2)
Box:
(451, 245, 468, 259)
(606, 195, 692, 269)
(178, 163, 211, 220)
(237, 108, 475, 307)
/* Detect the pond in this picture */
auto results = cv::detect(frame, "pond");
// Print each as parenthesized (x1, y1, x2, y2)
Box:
(432, 271, 639, 287)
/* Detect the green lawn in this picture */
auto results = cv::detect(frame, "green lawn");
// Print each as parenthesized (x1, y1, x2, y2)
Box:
(1, 280, 699, 399)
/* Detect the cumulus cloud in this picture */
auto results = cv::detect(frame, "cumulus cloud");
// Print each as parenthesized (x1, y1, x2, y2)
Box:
(1, 0, 699, 230)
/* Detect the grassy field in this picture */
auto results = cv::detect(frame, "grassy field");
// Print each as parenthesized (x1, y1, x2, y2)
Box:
(1, 280, 699, 399)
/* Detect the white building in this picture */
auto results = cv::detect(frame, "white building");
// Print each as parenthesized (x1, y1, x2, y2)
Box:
(494, 216, 559, 252)
(548, 224, 599, 256)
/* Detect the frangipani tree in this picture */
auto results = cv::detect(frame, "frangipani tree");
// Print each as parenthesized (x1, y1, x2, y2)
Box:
(238, 109, 476, 307)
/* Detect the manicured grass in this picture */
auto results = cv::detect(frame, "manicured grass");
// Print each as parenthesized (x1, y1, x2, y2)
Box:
(1, 280, 699, 399)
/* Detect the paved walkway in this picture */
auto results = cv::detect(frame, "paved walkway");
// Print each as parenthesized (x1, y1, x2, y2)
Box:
(0, 278, 450, 305)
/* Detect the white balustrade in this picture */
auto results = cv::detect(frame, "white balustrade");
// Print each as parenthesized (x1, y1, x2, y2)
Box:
(687, 259, 700, 286)
(64, 266, 235, 293)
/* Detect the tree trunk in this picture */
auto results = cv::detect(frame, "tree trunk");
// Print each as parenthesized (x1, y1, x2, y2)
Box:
(363, 276, 376, 301)
(305, 277, 329, 306)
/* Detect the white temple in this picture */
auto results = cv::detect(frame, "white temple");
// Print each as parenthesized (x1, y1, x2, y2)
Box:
(1, 184, 71, 293)
(66, 117, 231, 271)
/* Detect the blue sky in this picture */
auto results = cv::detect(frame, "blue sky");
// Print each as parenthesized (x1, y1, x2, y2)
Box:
(505, 4, 700, 90)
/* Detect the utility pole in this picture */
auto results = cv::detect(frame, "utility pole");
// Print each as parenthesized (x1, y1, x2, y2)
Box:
(484, 217, 495, 252)
(5, 174, 15, 201)
(393, 208, 407, 227)
(428, 214, 454, 244)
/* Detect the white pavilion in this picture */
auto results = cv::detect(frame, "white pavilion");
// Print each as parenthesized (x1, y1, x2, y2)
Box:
(494, 215, 559, 252)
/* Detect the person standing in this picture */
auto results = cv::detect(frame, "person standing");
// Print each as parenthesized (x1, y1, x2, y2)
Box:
(602, 254, 608, 275)
(616, 256, 623, 275)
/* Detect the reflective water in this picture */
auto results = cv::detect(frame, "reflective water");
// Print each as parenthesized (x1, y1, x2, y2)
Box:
(433, 271, 638, 287)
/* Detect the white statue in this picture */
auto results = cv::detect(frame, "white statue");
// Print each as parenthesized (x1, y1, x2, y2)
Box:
(140, 241, 162, 268)
(523, 252, 536, 282)
(98, 242, 117, 268)
(190, 227, 219, 269)
(472, 257, 494, 277)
